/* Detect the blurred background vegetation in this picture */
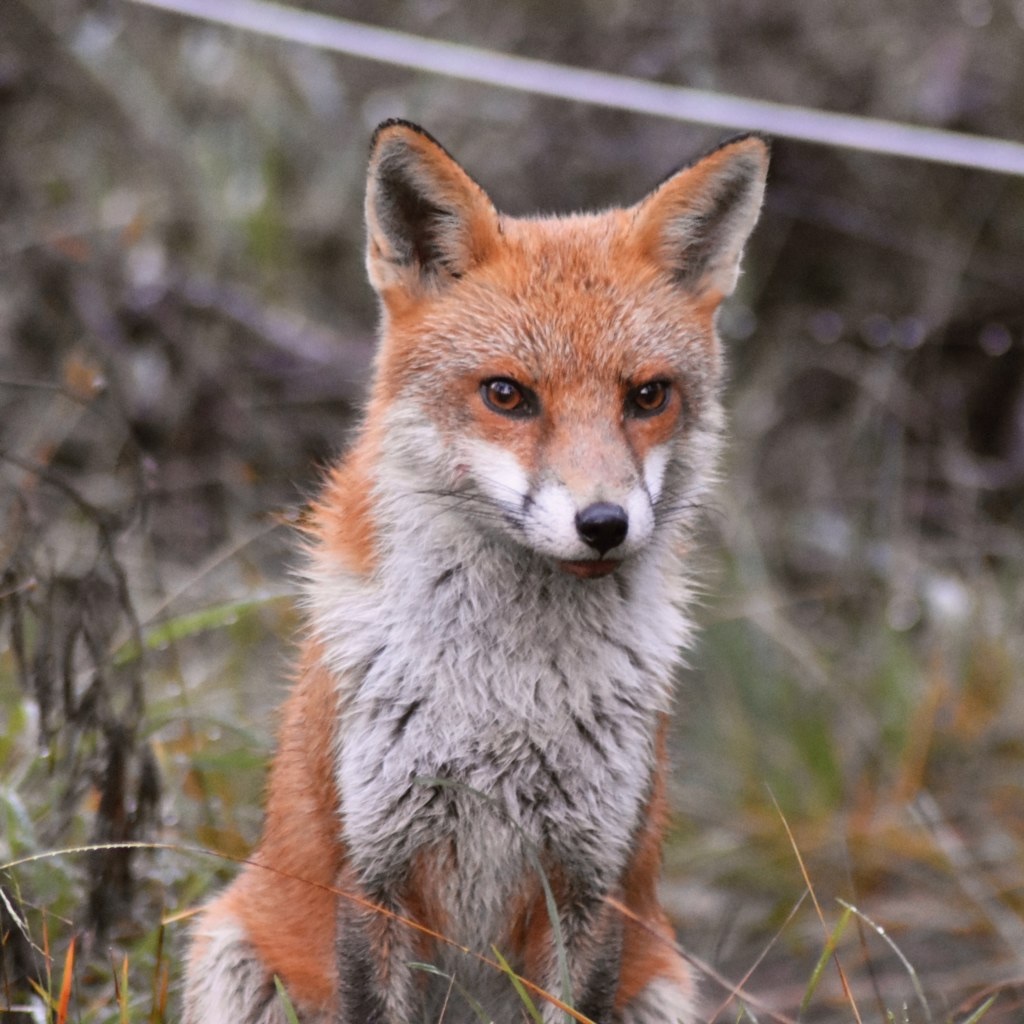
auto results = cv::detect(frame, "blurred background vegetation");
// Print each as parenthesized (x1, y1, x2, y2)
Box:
(1, 0, 1023, 1020)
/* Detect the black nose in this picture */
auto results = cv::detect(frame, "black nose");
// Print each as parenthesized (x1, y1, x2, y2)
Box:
(575, 502, 629, 556)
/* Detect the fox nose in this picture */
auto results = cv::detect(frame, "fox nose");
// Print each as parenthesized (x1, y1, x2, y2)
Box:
(575, 502, 629, 556)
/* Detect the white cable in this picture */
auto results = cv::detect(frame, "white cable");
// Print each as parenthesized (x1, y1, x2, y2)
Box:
(125, 0, 1024, 177)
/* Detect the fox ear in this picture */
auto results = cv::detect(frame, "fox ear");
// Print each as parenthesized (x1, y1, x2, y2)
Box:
(365, 120, 500, 300)
(633, 135, 769, 302)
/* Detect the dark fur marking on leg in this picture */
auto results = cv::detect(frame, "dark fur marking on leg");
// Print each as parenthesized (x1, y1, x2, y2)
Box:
(576, 929, 624, 1023)
(336, 910, 391, 1024)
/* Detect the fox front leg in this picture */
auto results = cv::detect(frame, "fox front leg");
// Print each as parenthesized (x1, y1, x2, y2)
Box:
(539, 894, 623, 1024)
(334, 888, 421, 1024)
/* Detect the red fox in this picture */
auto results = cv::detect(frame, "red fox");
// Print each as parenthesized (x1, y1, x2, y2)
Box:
(183, 120, 768, 1024)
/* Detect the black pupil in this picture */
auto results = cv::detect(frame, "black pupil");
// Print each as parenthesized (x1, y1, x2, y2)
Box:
(492, 382, 518, 406)
(640, 383, 663, 407)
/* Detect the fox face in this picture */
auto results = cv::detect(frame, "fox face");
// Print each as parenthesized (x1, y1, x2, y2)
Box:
(361, 121, 768, 582)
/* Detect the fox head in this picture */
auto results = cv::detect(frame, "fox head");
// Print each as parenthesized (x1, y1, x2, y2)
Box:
(355, 120, 768, 580)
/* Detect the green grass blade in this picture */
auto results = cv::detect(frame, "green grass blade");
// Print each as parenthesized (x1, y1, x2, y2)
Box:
(799, 904, 852, 1018)
(112, 593, 289, 666)
(273, 976, 302, 1024)
(959, 996, 997, 1024)
(837, 898, 932, 1024)
(491, 945, 545, 1024)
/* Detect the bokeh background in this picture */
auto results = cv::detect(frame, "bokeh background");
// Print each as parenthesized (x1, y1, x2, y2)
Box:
(2, 0, 1023, 1020)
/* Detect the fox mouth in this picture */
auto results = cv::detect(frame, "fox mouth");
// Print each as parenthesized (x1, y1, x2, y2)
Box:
(557, 559, 620, 579)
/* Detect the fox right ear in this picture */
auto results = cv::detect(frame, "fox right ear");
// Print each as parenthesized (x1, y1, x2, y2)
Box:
(365, 121, 500, 303)
(633, 135, 769, 305)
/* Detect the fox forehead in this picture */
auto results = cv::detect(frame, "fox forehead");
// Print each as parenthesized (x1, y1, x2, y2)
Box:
(379, 210, 721, 396)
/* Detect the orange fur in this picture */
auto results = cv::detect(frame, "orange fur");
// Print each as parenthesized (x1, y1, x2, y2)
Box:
(196, 645, 344, 1009)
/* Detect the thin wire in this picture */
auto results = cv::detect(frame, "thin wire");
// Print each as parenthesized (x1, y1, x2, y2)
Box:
(123, 0, 1024, 177)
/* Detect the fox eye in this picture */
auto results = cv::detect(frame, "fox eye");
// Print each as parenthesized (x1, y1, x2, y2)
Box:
(627, 380, 671, 417)
(481, 378, 537, 418)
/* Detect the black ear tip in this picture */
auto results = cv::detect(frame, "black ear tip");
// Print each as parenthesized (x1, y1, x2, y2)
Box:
(370, 119, 443, 153)
(731, 131, 771, 149)
(714, 133, 772, 173)
(713, 131, 771, 153)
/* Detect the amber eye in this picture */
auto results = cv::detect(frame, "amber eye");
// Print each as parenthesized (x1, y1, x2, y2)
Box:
(481, 378, 537, 418)
(628, 380, 671, 417)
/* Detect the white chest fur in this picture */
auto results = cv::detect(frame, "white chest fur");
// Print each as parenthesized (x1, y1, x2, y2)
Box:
(307, 502, 693, 954)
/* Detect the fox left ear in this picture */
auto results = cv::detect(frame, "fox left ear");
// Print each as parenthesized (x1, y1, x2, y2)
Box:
(365, 120, 500, 302)
(633, 135, 769, 303)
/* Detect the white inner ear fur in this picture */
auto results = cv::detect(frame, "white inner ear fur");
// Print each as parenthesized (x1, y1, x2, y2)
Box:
(364, 126, 499, 299)
(664, 177, 765, 297)
(639, 139, 769, 300)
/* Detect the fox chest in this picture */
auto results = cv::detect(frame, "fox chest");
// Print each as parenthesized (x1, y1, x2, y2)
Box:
(335, 645, 660, 943)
